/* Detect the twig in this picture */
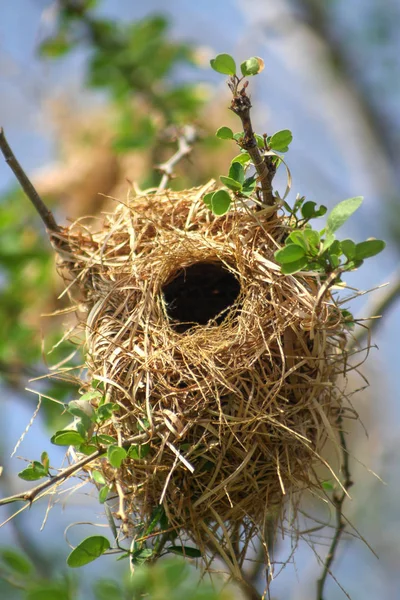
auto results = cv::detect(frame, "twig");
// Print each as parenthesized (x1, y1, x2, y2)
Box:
(316, 411, 353, 600)
(347, 271, 400, 351)
(0, 127, 60, 233)
(228, 80, 275, 206)
(0, 428, 159, 507)
(156, 125, 197, 192)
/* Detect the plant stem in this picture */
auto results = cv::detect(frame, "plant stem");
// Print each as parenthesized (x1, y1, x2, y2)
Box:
(0, 428, 158, 507)
(0, 128, 60, 233)
(157, 125, 197, 191)
(229, 84, 275, 206)
(316, 411, 353, 599)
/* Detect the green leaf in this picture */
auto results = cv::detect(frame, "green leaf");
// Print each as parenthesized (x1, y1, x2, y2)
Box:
(107, 445, 127, 468)
(41, 451, 50, 471)
(39, 35, 72, 58)
(255, 134, 265, 149)
(241, 175, 257, 195)
(95, 434, 116, 445)
(231, 152, 251, 166)
(215, 126, 234, 140)
(210, 54, 236, 75)
(228, 162, 245, 184)
(280, 257, 308, 274)
(303, 229, 320, 253)
(269, 129, 293, 152)
(341, 239, 356, 260)
(322, 480, 334, 491)
(354, 239, 386, 260)
(79, 391, 103, 402)
(240, 56, 264, 76)
(167, 545, 202, 558)
(287, 230, 308, 252)
(275, 244, 306, 264)
(1, 549, 32, 575)
(127, 444, 150, 459)
(321, 232, 336, 253)
(92, 470, 106, 485)
(341, 309, 355, 328)
(95, 403, 119, 423)
(203, 192, 213, 209)
(145, 506, 165, 536)
(326, 196, 363, 234)
(78, 443, 98, 455)
(220, 176, 242, 191)
(67, 535, 111, 568)
(210, 190, 231, 216)
(51, 430, 85, 446)
(131, 548, 153, 566)
(26, 585, 70, 600)
(18, 461, 48, 481)
(98, 485, 109, 504)
(93, 579, 124, 600)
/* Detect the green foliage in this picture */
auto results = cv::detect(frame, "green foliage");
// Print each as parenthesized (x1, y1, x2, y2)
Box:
(240, 56, 264, 76)
(0, 549, 33, 575)
(67, 536, 111, 568)
(210, 54, 236, 75)
(203, 190, 232, 215)
(268, 129, 293, 152)
(274, 196, 385, 276)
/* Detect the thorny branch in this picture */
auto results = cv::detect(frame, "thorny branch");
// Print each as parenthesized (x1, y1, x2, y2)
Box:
(0, 128, 60, 233)
(228, 78, 276, 207)
(0, 428, 160, 508)
(316, 411, 353, 600)
(156, 125, 197, 192)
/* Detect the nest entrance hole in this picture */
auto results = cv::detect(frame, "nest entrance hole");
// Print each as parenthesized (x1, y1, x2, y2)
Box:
(162, 261, 241, 333)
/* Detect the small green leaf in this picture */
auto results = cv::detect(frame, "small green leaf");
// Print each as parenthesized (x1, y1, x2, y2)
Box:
(321, 232, 336, 253)
(67, 536, 110, 568)
(228, 162, 245, 184)
(167, 545, 202, 558)
(341, 309, 355, 328)
(269, 130, 293, 153)
(95, 434, 116, 445)
(146, 506, 165, 535)
(286, 230, 308, 252)
(341, 239, 356, 260)
(329, 240, 342, 256)
(95, 403, 119, 423)
(98, 485, 109, 504)
(40, 451, 50, 471)
(18, 461, 49, 481)
(280, 257, 308, 274)
(255, 134, 265, 149)
(210, 190, 231, 215)
(131, 548, 153, 566)
(26, 585, 70, 600)
(275, 244, 306, 264)
(326, 196, 363, 234)
(220, 176, 242, 191)
(127, 444, 150, 459)
(203, 192, 213, 209)
(1, 549, 32, 575)
(92, 470, 106, 485)
(210, 54, 236, 75)
(303, 229, 320, 253)
(51, 430, 85, 446)
(79, 391, 103, 402)
(215, 126, 234, 140)
(354, 239, 385, 260)
(39, 35, 71, 58)
(241, 175, 257, 195)
(240, 56, 264, 76)
(322, 480, 334, 491)
(107, 445, 127, 468)
(78, 443, 98, 455)
(231, 152, 251, 166)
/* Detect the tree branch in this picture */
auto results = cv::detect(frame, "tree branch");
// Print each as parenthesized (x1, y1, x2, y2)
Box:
(0, 428, 158, 507)
(0, 128, 60, 233)
(316, 411, 353, 600)
(156, 125, 197, 192)
(229, 81, 275, 206)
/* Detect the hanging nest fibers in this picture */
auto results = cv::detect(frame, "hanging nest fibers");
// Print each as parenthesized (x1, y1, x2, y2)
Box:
(58, 181, 351, 576)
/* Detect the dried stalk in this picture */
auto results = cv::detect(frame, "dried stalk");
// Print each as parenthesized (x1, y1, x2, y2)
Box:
(157, 125, 197, 192)
(316, 411, 353, 599)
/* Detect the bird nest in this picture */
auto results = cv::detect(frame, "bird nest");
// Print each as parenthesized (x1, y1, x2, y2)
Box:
(58, 182, 349, 574)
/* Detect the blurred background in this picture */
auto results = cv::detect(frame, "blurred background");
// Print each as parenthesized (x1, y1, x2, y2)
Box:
(0, 1, 399, 598)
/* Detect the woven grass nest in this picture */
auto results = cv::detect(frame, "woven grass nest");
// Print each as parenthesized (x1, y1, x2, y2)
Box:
(60, 182, 348, 571)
